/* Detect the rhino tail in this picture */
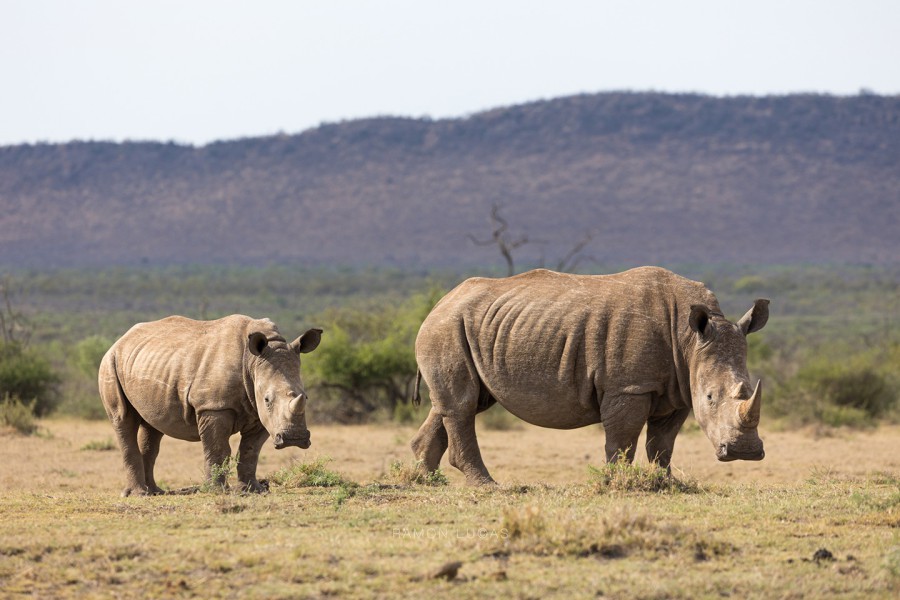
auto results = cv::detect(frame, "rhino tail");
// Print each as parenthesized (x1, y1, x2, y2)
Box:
(412, 369, 422, 407)
(98, 350, 130, 423)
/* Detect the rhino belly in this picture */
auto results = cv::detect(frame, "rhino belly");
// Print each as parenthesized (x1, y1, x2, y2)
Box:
(486, 377, 602, 430)
(121, 378, 202, 442)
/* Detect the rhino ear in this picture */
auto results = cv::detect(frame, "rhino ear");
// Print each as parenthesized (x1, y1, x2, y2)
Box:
(248, 332, 268, 356)
(738, 299, 770, 335)
(689, 305, 713, 339)
(290, 328, 323, 354)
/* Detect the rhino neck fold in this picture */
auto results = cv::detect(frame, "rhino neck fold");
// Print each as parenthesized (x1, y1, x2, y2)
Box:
(241, 350, 260, 417)
(670, 299, 695, 411)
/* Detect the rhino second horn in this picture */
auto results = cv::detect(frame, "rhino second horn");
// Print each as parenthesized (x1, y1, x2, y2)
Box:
(738, 380, 762, 428)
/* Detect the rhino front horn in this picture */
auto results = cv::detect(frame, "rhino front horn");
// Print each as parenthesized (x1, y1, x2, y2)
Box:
(738, 380, 762, 428)
(289, 393, 306, 414)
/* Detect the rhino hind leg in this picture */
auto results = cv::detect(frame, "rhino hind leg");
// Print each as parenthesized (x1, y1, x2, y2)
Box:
(99, 355, 152, 497)
(410, 407, 449, 473)
(443, 411, 496, 486)
(138, 423, 165, 495)
(113, 413, 152, 497)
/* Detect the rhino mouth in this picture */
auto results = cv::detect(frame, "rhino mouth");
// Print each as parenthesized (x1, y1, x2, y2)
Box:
(716, 444, 764, 462)
(273, 432, 311, 450)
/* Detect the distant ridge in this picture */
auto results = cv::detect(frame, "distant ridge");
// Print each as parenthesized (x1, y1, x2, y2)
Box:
(2, 92, 898, 269)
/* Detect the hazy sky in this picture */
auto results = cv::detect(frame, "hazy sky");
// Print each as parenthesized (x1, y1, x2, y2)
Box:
(2, 0, 898, 146)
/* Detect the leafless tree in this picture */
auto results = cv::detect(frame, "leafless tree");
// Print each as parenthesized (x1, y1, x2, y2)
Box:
(0, 275, 32, 346)
(467, 204, 531, 277)
(554, 230, 595, 272)
(469, 204, 596, 275)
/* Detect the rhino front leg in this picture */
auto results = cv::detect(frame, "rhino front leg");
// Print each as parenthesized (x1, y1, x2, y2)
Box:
(444, 413, 495, 485)
(138, 423, 165, 494)
(645, 407, 691, 471)
(601, 392, 652, 464)
(237, 424, 269, 493)
(198, 410, 236, 489)
(410, 407, 449, 473)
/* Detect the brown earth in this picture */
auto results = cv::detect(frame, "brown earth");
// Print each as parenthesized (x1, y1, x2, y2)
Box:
(3, 418, 899, 493)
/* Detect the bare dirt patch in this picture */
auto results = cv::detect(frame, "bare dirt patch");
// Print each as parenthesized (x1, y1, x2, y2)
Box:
(2, 418, 899, 598)
(3, 418, 899, 493)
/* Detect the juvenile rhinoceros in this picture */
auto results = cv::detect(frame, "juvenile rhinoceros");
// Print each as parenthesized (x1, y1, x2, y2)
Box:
(99, 315, 322, 496)
(411, 267, 769, 484)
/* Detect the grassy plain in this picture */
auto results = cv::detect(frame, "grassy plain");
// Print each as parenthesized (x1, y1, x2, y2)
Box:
(1, 417, 899, 598)
(1, 263, 898, 597)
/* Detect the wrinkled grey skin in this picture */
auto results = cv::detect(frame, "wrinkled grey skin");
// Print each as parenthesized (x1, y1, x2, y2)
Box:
(411, 267, 768, 485)
(99, 315, 322, 496)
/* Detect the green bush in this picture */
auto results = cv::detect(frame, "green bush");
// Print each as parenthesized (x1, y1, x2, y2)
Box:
(0, 394, 38, 434)
(0, 342, 60, 416)
(53, 335, 112, 420)
(770, 353, 899, 428)
(71, 335, 111, 378)
(306, 289, 441, 422)
(820, 367, 895, 417)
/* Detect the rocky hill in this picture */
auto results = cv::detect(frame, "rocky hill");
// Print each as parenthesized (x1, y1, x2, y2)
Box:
(1, 92, 898, 269)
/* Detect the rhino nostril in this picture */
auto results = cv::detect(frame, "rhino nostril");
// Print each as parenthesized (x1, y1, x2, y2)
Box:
(274, 433, 284, 446)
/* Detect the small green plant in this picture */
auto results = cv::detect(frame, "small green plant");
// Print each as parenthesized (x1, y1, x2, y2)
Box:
(200, 456, 239, 493)
(269, 457, 350, 488)
(885, 546, 900, 581)
(0, 394, 37, 434)
(388, 460, 449, 486)
(588, 455, 701, 494)
(331, 483, 359, 509)
(80, 438, 117, 451)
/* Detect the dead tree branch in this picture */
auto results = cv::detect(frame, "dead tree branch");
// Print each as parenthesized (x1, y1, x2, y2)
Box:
(555, 230, 595, 272)
(467, 204, 530, 276)
(0, 276, 31, 346)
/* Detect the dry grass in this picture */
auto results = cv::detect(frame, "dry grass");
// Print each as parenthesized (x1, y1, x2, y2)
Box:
(1, 418, 900, 598)
(386, 459, 449, 486)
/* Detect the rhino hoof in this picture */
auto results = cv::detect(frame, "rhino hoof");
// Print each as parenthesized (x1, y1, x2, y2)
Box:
(467, 476, 498, 487)
(241, 479, 270, 494)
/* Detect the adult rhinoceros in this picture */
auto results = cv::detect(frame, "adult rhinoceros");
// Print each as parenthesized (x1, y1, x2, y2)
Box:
(411, 267, 768, 484)
(99, 315, 322, 496)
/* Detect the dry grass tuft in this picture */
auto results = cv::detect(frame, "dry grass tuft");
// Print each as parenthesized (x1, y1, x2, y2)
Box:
(269, 456, 351, 488)
(588, 458, 702, 494)
(386, 459, 449, 486)
(497, 503, 732, 560)
(79, 438, 116, 451)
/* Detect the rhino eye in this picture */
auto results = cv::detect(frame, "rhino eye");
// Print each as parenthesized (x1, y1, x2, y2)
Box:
(706, 393, 714, 403)
(264, 395, 273, 408)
